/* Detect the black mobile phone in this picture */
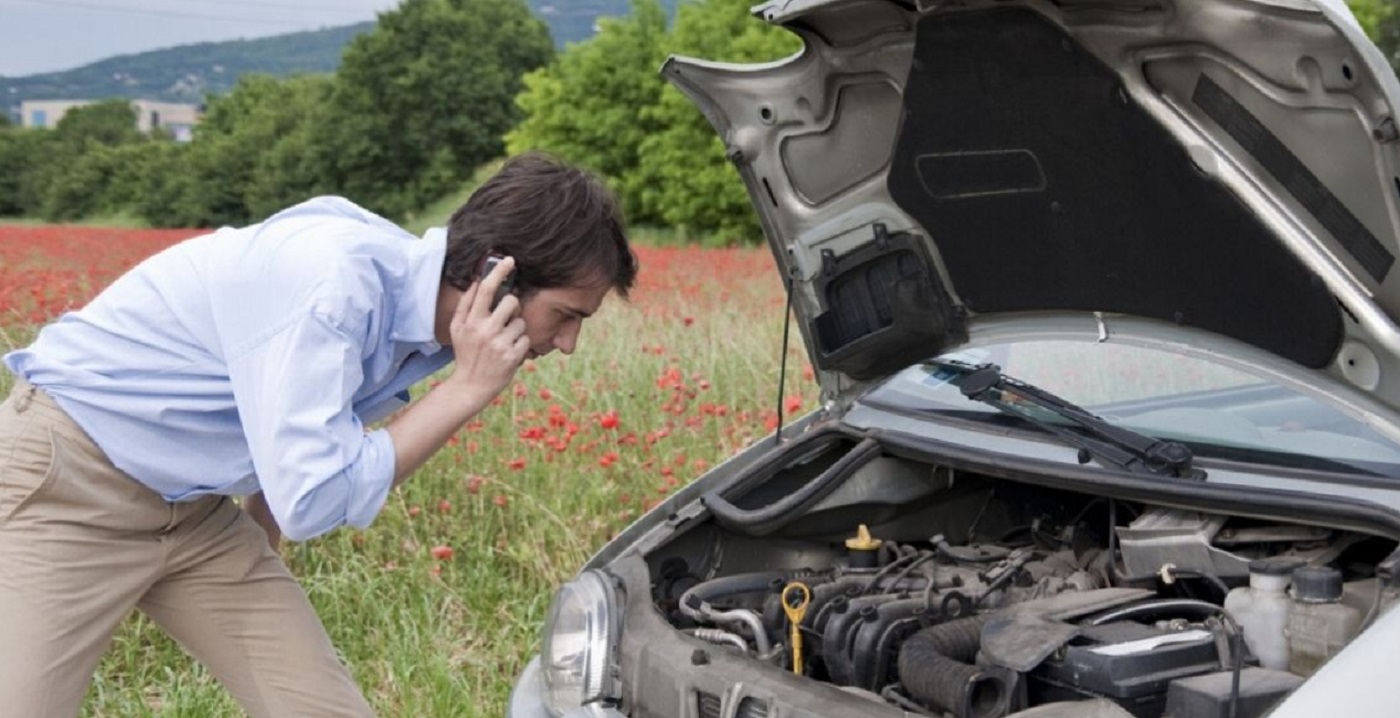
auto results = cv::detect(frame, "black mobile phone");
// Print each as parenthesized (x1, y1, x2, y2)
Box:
(480, 254, 518, 310)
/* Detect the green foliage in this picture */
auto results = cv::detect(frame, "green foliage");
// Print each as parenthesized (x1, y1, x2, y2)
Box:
(1376, 2, 1400, 75)
(508, 0, 672, 224)
(1, 24, 373, 105)
(0, 128, 52, 216)
(127, 142, 204, 229)
(1348, 0, 1399, 75)
(148, 74, 337, 228)
(41, 143, 137, 222)
(636, 0, 801, 242)
(509, 0, 799, 243)
(1349, 0, 1387, 39)
(320, 0, 555, 218)
(29, 101, 152, 222)
(1, 1, 557, 228)
(50, 100, 143, 149)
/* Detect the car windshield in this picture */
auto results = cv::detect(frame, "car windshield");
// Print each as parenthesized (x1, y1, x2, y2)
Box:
(863, 340, 1400, 478)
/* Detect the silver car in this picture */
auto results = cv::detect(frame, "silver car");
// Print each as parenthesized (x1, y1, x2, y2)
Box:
(510, 0, 1400, 716)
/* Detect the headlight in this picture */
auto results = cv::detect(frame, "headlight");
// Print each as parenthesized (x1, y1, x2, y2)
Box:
(542, 570, 619, 716)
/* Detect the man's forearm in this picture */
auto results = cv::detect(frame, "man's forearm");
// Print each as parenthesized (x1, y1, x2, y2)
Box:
(384, 379, 491, 489)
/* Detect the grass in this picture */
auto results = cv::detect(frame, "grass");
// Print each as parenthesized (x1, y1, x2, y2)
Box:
(398, 163, 502, 238)
(0, 229, 813, 717)
(0, 210, 149, 228)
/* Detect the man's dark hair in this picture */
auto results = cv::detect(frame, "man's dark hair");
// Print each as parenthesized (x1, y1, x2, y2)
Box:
(443, 152, 637, 299)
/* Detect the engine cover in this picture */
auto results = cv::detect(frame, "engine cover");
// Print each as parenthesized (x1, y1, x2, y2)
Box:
(1027, 621, 1223, 717)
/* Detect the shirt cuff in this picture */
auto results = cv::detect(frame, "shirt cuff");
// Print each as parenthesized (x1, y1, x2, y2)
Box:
(344, 428, 396, 529)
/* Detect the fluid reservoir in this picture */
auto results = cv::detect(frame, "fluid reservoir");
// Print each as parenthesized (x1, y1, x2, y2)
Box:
(1223, 558, 1299, 671)
(1286, 565, 1362, 677)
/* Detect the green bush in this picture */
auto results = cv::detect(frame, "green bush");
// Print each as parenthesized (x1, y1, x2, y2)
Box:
(0, 128, 52, 216)
(318, 0, 555, 219)
(508, 0, 799, 244)
(508, 0, 671, 225)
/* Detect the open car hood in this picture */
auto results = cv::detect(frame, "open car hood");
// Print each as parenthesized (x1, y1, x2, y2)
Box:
(663, 0, 1400, 410)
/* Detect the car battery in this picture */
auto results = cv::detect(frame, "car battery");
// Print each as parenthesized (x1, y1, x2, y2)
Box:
(1027, 621, 1224, 718)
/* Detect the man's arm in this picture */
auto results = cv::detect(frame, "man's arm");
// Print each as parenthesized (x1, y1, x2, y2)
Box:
(233, 259, 524, 540)
(386, 257, 527, 487)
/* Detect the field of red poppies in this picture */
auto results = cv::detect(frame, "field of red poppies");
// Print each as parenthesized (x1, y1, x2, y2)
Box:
(0, 225, 200, 325)
(0, 223, 817, 715)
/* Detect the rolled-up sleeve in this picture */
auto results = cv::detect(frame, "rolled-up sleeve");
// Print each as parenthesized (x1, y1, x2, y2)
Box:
(226, 293, 396, 541)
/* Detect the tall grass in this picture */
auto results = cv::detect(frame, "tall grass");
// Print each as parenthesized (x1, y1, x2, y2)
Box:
(0, 232, 816, 717)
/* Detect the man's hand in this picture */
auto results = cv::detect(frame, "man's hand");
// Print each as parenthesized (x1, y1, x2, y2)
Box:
(244, 491, 282, 551)
(440, 256, 529, 404)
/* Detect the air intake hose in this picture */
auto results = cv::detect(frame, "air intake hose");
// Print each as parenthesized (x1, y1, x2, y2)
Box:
(896, 614, 1007, 718)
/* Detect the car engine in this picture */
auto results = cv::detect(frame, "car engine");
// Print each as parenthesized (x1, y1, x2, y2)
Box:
(640, 433, 1400, 718)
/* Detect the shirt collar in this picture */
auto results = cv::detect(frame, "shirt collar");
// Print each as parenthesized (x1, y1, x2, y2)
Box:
(389, 227, 447, 354)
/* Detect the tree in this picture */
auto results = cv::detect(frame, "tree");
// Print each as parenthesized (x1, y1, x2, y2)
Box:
(40, 141, 167, 221)
(1376, 3, 1400, 76)
(1346, 0, 1398, 76)
(49, 100, 142, 149)
(0, 129, 52, 216)
(129, 142, 204, 229)
(1349, 0, 1386, 38)
(34, 100, 145, 221)
(242, 76, 340, 220)
(507, 0, 671, 225)
(319, 0, 554, 218)
(633, 0, 801, 242)
(506, 0, 798, 242)
(174, 74, 337, 227)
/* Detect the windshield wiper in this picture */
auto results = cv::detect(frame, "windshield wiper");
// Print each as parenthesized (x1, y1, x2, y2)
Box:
(937, 361, 1204, 479)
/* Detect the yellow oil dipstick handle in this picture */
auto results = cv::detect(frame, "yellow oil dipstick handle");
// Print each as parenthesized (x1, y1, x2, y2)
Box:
(781, 582, 811, 675)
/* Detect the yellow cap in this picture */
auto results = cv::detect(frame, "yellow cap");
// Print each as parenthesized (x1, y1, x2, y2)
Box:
(844, 524, 883, 551)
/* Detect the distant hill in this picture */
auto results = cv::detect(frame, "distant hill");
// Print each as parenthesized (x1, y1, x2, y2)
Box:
(530, 0, 686, 46)
(1, 23, 374, 106)
(1, 1, 688, 108)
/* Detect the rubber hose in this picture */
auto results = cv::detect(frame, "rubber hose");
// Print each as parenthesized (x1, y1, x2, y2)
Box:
(679, 571, 787, 620)
(702, 437, 881, 536)
(897, 614, 1006, 718)
(1083, 598, 1227, 626)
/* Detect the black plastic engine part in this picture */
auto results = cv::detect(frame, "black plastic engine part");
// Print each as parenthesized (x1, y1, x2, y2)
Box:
(1027, 621, 1222, 718)
(849, 597, 939, 691)
(1163, 667, 1303, 718)
(822, 594, 903, 684)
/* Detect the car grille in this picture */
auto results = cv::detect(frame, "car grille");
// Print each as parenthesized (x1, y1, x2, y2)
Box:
(696, 691, 769, 718)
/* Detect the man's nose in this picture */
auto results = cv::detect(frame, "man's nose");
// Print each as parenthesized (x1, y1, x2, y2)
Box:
(554, 324, 580, 355)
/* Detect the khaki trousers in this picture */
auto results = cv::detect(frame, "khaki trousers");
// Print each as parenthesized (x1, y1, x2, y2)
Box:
(0, 380, 375, 717)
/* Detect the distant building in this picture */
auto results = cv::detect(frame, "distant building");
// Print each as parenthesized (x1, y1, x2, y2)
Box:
(132, 100, 201, 141)
(17, 99, 202, 141)
(17, 100, 88, 130)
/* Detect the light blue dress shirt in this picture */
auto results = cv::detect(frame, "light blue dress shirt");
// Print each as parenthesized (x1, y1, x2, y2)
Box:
(3, 196, 453, 541)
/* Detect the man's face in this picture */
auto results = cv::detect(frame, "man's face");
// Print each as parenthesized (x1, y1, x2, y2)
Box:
(517, 281, 611, 359)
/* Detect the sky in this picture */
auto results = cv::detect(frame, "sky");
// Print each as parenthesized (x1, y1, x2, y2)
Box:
(0, 0, 402, 77)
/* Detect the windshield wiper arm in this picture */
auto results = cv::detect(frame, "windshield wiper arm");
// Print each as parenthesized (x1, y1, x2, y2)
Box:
(942, 361, 1203, 479)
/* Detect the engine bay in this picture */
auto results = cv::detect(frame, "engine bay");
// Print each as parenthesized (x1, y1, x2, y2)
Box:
(636, 431, 1400, 718)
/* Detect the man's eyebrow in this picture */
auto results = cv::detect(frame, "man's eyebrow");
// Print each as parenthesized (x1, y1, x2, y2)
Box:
(563, 305, 594, 319)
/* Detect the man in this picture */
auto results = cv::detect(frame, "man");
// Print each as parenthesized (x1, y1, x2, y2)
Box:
(0, 152, 637, 716)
